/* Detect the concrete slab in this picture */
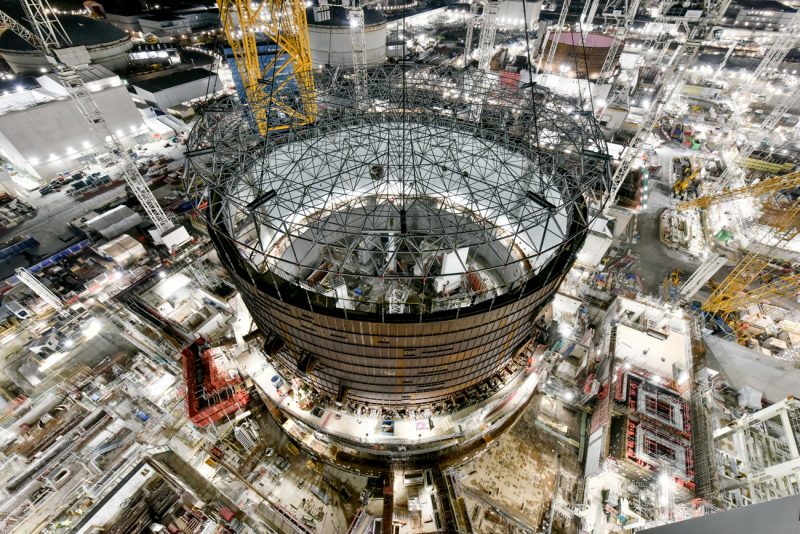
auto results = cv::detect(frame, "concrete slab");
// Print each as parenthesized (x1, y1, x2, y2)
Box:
(704, 335, 800, 402)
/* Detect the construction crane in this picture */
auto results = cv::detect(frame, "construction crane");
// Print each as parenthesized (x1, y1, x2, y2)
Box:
(342, 0, 383, 99)
(541, 0, 572, 75)
(15, 267, 66, 315)
(580, 0, 600, 31)
(3, 1, 179, 241)
(597, 0, 642, 83)
(673, 167, 700, 196)
(676, 170, 800, 210)
(604, 0, 679, 108)
(706, 84, 800, 196)
(218, 0, 316, 134)
(682, 174, 800, 318)
(477, 0, 500, 71)
(753, 9, 800, 81)
(605, 0, 732, 207)
(464, 1, 480, 64)
(702, 203, 800, 317)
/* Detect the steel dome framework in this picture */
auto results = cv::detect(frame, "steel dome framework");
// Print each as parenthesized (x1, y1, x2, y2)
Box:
(186, 64, 610, 319)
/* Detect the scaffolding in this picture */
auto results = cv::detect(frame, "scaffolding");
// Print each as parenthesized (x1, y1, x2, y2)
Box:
(713, 397, 800, 508)
(181, 338, 250, 428)
(476, 0, 500, 71)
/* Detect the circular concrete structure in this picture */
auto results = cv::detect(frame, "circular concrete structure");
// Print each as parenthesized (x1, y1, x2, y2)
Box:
(186, 65, 609, 467)
(187, 64, 609, 407)
(0, 15, 132, 74)
(542, 32, 616, 80)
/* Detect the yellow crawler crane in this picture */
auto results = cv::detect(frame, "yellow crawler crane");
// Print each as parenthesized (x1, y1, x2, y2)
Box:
(218, 0, 317, 135)
(702, 200, 800, 316)
(677, 171, 800, 342)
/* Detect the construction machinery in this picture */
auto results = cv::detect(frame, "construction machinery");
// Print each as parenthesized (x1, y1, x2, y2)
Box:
(752, 9, 800, 81)
(540, 0, 572, 75)
(597, 0, 642, 83)
(464, 1, 480, 64)
(673, 168, 700, 196)
(677, 170, 800, 211)
(605, 0, 733, 207)
(477, 0, 500, 71)
(1, 2, 187, 247)
(15, 267, 65, 315)
(710, 84, 800, 193)
(674, 165, 800, 330)
(580, 0, 600, 31)
(218, 0, 317, 134)
(702, 201, 800, 317)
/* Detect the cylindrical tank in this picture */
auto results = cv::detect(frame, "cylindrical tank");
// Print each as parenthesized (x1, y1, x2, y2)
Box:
(185, 66, 610, 409)
(0, 15, 132, 74)
(541, 31, 617, 80)
(306, 5, 386, 67)
(497, 0, 543, 28)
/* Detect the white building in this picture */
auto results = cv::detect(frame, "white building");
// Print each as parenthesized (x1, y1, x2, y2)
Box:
(130, 68, 222, 110)
(0, 66, 149, 180)
(174, 6, 221, 31)
(733, 0, 797, 28)
(139, 14, 193, 40)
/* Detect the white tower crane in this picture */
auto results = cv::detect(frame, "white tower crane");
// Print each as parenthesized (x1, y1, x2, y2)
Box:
(15, 267, 66, 314)
(325, 0, 380, 99)
(580, 0, 600, 32)
(597, 0, 642, 83)
(605, 0, 732, 207)
(706, 85, 800, 195)
(477, 0, 501, 71)
(541, 0, 572, 75)
(604, 0, 677, 108)
(8, 1, 187, 247)
(464, 1, 480, 64)
(752, 9, 800, 81)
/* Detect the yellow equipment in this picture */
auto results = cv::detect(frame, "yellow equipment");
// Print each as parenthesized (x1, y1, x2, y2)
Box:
(218, 0, 317, 135)
(677, 170, 800, 211)
(703, 200, 800, 316)
(673, 168, 699, 195)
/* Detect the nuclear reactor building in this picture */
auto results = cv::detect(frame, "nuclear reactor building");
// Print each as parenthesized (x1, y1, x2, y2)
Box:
(185, 65, 610, 468)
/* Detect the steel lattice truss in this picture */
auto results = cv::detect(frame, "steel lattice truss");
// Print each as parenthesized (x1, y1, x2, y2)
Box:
(185, 65, 610, 313)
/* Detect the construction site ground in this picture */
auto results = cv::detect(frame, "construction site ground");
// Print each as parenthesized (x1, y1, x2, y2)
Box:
(458, 392, 585, 534)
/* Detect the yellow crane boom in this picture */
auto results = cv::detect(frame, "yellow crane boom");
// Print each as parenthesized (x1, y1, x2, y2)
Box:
(218, 0, 316, 135)
(677, 170, 800, 211)
(703, 202, 800, 315)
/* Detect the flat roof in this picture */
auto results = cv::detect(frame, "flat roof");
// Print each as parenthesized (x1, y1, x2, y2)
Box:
(737, 0, 796, 13)
(132, 68, 215, 93)
(140, 13, 188, 22)
(704, 335, 800, 401)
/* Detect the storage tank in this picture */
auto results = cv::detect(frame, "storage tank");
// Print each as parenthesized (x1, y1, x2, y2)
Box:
(541, 31, 617, 80)
(497, 0, 543, 28)
(0, 15, 132, 74)
(307, 5, 386, 67)
(185, 64, 610, 470)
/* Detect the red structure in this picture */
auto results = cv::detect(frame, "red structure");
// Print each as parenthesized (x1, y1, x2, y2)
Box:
(181, 338, 249, 427)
